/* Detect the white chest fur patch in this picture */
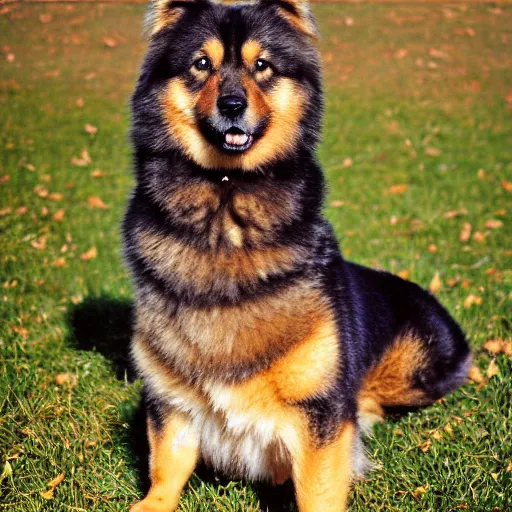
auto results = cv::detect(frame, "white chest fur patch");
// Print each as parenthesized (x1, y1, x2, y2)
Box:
(167, 384, 292, 482)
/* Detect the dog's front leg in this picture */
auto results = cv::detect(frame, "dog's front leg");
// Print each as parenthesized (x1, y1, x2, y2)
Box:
(131, 410, 199, 512)
(292, 421, 355, 512)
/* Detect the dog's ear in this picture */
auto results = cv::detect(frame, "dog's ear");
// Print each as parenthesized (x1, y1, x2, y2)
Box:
(144, 0, 209, 38)
(260, 0, 319, 39)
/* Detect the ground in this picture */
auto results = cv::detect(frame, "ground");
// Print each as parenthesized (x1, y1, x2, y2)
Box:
(0, 3, 511, 511)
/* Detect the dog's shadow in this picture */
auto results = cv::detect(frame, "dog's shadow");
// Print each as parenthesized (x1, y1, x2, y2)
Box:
(68, 295, 296, 511)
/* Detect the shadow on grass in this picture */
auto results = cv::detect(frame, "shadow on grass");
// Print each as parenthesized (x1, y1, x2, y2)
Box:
(67, 295, 298, 511)
(68, 295, 136, 381)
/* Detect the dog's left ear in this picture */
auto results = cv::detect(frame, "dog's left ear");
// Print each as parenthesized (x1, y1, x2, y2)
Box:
(260, 0, 319, 39)
(144, 0, 210, 38)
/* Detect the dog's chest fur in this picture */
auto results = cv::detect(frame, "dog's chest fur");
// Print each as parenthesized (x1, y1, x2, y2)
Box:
(133, 302, 341, 481)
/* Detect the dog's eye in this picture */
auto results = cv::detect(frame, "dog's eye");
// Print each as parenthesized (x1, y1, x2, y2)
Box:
(193, 57, 211, 72)
(255, 59, 270, 72)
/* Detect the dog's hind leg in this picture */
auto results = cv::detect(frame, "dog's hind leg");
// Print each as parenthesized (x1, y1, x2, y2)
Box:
(357, 332, 471, 432)
(130, 410, 199, 512)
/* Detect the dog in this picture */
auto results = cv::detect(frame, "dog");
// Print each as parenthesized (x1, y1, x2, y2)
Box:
(123, 0, 471, 510)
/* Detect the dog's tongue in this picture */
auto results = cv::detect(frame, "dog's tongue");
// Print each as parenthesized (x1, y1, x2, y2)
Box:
(225, 132, 249, 146)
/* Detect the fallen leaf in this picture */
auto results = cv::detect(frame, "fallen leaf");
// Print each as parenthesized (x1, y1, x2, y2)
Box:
(443, 422, 454, 435)
(53, 209, 65, 222)
(53, 257, 66, 267)
(6, 53, 15, 63)
(343, 157, 353, 167)
(428, 244, 438, 253)
(503, 343, 512, 357)
(477, 169, 486, 180)
(34, 185, 49, 198)
(420, 439, 432, 453)
(71, 149, 92, 167)
(330, 200, 345, 207)
(483, 339, 502, 354)
(486, 360, 499, 379)
(88, 196, 107, 209)
(397, 269, 410, 280)
(103, 36, 118, 48)
(0, 174, 9, 183)
(16, 206, 27, 215)
(394, 49, 408, 59)
(464, 294, 482, 308)
(41, 472, 65, 500)
(55, 373, 74, 385)
(31, 235, 47, 250)
(39, 13, 52, 23)
(468, 366, 484, 383)
(76, 97, 85, 108)
(11, 325, 29, 339)
(502, 181, 512, 192)
(389, 184, 408, 195)
(41, 206, 49, 217)
(447, 277, 458, 287)
(413, 486, 427, 498)
(494, 209, 507, 216)
(473, 231, 486, 244)
(429, 272, 442, 294)
(444, 209, 468, 219)
(80, 246, 97, 261)
(425, 147, 441, 157)
(460, 222, 472, 242)
(484, 219, 503, 229)
(84, 123, 98, 135)
(49, 192, 63, 201)
(0, 207, 12, 216)
(431, 430, 442, 440)
(90, 169, 105, 178)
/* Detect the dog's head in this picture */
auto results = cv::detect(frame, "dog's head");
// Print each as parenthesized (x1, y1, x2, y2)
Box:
(133, 0, 323, 171)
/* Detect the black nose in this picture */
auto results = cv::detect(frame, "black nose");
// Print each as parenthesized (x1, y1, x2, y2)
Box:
(217, 95, 247, 118)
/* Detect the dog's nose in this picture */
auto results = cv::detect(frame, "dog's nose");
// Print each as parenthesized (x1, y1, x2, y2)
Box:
(217, 95, 247, 118)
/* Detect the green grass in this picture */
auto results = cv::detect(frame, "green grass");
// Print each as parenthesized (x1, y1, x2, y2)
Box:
(1, 3, 511, 511)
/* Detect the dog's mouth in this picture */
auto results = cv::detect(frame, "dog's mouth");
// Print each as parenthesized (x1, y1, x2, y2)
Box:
(199, 118, 268, 155)
(222, 127, 254, 153)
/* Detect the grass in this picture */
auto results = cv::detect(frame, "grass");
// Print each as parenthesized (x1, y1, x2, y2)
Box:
(0, 3, 511, 511)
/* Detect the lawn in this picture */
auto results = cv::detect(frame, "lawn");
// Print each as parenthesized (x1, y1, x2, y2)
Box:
(0, 2, 511, 511)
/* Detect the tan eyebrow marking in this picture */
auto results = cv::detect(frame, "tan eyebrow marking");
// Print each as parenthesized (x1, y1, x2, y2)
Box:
(203, 39, 224, 69)
(242, 40, 262, 68)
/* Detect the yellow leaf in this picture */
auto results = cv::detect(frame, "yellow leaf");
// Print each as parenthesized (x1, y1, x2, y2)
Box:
(41, 472, 65, 500)
(389, 184, 408, 195)
(429, 272, 442, 294)
(420, 439, 432, 453)
(88, 196, 107, 209)
(444, 209, 468, 219)
(443, 422, 454, 435)
(468, 366, 483, 383)
(71, 149, 92, 167)
(464, 294, 482, 309)
(30, 235, 47, 250)
(425, 147, 441, 157)
(483, 340, 502, 354)
(486, 360, 499, 379)
(80, 247, 98, 261)
(55, 373, 76, 386)
(397, 269, 410, 280)
(90, 169, 105, 178)
(473, 231, 486, 244)
(53, 257, 66, 268)
(484, 219, 503, 229)
(491, 473, 499, 482)
(53, 209, 65, 222)
(413, 486, 427, 498)
(34, 185, 48, 198)
(49, 192, 63, 201)
(84, 123, 98, 135)
(459, 222, 472, 242)
(432, 430, 442, 440)
(503, 343, 512, 357)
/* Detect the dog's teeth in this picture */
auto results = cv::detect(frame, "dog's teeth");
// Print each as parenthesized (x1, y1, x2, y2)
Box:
(225, 133, 249, 146)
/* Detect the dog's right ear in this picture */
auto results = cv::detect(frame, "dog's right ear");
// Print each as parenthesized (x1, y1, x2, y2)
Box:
(144, 0, 208, 38)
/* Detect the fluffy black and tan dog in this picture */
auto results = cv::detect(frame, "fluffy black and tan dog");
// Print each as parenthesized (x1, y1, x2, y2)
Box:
(123, 0, 471, 510)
